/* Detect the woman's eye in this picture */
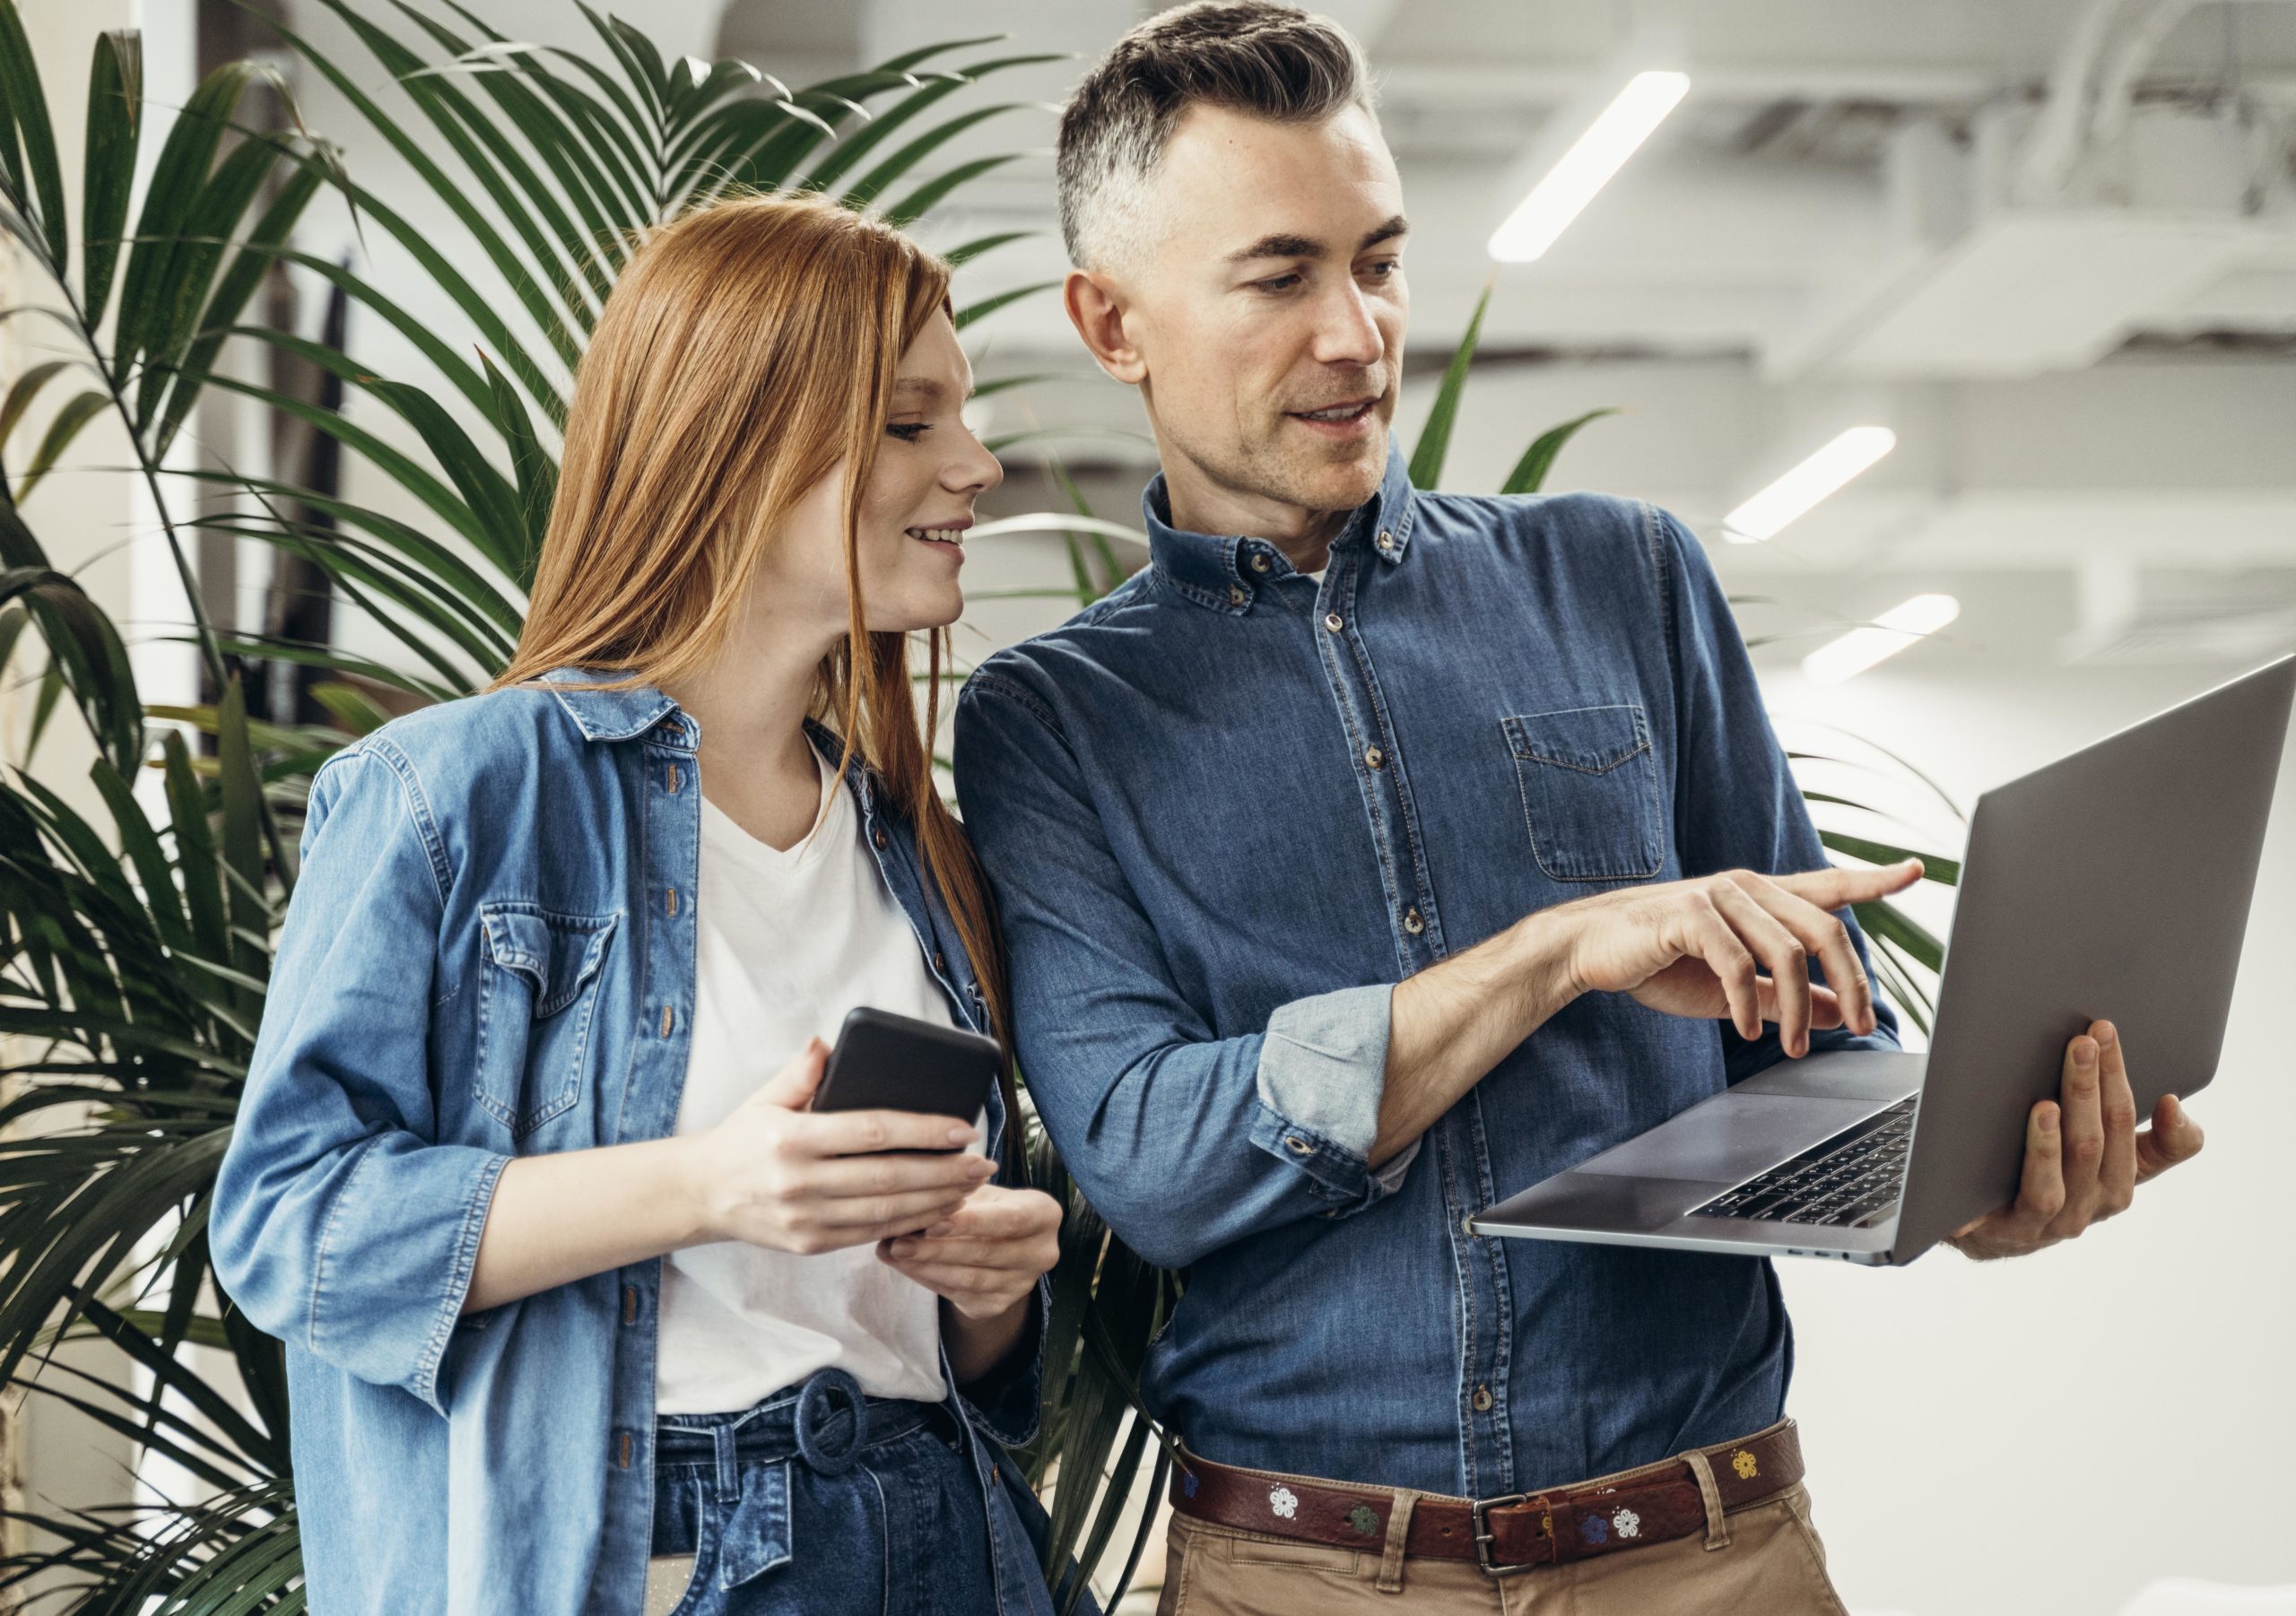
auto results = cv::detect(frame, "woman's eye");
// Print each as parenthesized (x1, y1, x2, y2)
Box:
(887, 422, 931, 442)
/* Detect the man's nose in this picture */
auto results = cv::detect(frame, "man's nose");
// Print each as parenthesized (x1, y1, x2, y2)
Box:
(1309, 281, 1386, 369)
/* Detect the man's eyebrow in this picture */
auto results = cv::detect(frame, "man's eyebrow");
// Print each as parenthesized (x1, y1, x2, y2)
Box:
(1226, 215, 1410, 265)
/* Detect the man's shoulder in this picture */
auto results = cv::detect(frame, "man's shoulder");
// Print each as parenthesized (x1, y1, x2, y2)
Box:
(1416, 485, 1676, 560)
(959, 569, 1161, 716)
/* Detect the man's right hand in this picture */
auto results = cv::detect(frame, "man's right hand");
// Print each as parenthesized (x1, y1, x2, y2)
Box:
(690, 1037, 998, 1255)
(1552, 858, 1924, 1057)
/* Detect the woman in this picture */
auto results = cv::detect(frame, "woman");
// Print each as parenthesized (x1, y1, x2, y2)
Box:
(211, 192, 1066, 1616)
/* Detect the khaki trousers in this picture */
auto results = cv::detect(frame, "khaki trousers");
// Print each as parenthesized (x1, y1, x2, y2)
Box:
(1154, 1466, 1849, 1615)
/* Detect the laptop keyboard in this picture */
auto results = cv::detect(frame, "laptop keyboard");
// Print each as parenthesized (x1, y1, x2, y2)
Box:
(1692, 1098, 1917, 1228)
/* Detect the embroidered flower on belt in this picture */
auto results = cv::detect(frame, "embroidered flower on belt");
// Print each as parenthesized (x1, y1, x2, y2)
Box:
(1579, 1514, 1609, 1546)
(1731, 1448, 1760, 1481)
(1181, 1471, 1199, 1499)
(1269, 1485, 1299, 1520)
(1611, 1507, 1641, 1540)
(1347, 1504, 1378, 1537)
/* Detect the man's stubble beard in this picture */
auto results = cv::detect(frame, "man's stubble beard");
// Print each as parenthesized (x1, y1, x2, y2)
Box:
(1185, 409, 1392, 527)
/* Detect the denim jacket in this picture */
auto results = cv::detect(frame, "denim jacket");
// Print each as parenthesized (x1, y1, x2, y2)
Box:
(211, 672, 1055, 1616)
(952, 441, 1900, 1499)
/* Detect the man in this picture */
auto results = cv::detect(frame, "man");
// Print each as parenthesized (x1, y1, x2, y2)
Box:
(952, 5, 2206, 1610)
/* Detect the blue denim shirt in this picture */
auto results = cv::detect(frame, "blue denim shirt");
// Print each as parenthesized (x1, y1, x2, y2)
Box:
(211, 673, 1054, 1616)
(952, 440, 1900, 1499)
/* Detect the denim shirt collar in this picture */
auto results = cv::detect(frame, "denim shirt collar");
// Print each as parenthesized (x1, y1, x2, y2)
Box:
(537, 669, 891, 815)
(1141, 437, 1419, 615)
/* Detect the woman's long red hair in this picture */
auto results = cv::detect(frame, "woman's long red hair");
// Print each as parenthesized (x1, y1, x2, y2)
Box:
(492, 191, 1013, 1079)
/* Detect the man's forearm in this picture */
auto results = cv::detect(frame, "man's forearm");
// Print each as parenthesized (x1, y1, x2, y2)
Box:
(1370, 908, 1582, 1167)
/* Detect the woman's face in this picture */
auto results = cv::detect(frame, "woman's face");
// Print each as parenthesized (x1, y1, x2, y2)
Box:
(760, 308, 1003, 640)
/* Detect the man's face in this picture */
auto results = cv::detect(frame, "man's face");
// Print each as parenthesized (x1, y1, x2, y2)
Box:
(1118, 101, 1408, 525)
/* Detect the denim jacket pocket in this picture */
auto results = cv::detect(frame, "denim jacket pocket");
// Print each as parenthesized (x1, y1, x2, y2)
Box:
(474, 900, 619, 1137)
(1501, 704, 1666, 882)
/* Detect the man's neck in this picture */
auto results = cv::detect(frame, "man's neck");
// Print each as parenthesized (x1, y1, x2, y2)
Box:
(1159, 454, 1355, 577)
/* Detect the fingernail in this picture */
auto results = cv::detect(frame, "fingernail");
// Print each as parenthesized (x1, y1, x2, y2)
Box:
(2040, 1105, 2058, 1131)
(2074, 1040, 2094, 1066)
(947, 1125, 973, 1143)
(2098, 1022, 2117, 1047)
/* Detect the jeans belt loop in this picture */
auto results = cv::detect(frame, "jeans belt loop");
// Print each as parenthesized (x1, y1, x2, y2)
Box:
(709, 1421, 739, 1506)
(1375, 1490, 1417, 1594)
(1682, 1447, 1732, 1551)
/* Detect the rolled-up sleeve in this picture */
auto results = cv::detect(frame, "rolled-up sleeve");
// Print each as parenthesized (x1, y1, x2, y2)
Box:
(954, 672, 1408, 1273)
(1651, 502, 1904, 1082)
(210, 743, 507, 1415)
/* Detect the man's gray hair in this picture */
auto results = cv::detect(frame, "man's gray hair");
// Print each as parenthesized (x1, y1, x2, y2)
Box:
(1056, 2, 1379, 273)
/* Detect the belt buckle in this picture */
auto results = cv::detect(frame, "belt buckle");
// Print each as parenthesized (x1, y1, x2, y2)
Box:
(1469, 1491, 1545, 1577)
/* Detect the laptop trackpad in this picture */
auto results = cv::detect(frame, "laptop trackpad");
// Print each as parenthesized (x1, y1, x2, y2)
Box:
(1573, 1093, 1893, 1183)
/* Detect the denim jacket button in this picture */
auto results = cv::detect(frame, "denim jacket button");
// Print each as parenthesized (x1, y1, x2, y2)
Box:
(1324, 612, 1344, 632)
(1250, 552, 1271, 574)
(873, 827, 888, 849)
(1228, 585, 1246, 607)
(1283, 1135, 1314, 1155)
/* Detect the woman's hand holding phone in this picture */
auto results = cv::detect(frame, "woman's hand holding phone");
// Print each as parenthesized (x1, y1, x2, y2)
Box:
(691, 1037, 997, 1255)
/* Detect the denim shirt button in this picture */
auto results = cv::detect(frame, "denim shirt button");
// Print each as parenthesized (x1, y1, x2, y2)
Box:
(1324, 612, 1344, 632)
(1227, 585, 1247, 607)
(1472, 1384, 1494, 1413)
(1377, 528, 1395, 551)
(1403, 907, 1426, 936)
(932, 951, 945, 972)
(1283, 1135, 1314, 1155)
(1364, 745, 1385, 770)
(1250, 552, 1272, 574)
(873, 827, 887, 849)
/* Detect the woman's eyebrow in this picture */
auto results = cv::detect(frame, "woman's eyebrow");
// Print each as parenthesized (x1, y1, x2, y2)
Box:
(891, 377, 977, 403)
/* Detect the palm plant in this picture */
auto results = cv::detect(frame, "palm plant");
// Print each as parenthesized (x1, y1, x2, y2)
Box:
(0, 5, 1961, 1612)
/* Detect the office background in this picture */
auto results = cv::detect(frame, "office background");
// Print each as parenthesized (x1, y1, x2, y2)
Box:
(8, 2, 2294, 1612)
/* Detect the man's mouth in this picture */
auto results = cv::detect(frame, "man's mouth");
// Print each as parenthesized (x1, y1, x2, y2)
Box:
(1287, 395, 1380, 435)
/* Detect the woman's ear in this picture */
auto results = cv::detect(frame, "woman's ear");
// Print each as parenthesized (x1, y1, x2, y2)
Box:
(1063, 269, 1147, 387)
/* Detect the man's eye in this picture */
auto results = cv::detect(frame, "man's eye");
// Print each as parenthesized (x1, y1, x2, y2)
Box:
(887, 422, 931, 441)
(1364, 260, 1401, 281)
(1254, 274, 1301, 293)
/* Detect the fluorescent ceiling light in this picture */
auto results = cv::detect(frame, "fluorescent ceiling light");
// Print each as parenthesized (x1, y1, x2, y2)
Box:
(1487, 70, 1690, 263)
(1802, 594, 1961, 685)
(1721, 426, 1898, 543)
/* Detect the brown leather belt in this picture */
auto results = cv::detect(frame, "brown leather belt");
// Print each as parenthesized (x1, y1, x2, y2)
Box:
(1168, 1420, 1804, 1576)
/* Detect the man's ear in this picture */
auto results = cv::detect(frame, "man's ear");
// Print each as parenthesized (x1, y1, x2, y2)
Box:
(1064, 268, 1147, 387)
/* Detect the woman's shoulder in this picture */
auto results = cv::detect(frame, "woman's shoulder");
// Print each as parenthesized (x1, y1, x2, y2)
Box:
(313, 683, 589, 818)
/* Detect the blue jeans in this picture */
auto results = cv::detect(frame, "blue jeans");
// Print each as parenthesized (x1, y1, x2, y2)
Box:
(648, 1368, 999, 1616)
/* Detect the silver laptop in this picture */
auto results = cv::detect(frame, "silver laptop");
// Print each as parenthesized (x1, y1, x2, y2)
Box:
(1474, 656, 2296, 1266)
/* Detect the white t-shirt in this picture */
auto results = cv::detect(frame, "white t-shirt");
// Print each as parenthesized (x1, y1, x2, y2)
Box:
(655, 742, 971, 1414)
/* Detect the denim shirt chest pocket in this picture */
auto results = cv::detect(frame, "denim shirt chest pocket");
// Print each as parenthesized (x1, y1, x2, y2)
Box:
(474, 899, 620, 1137)
(1500, 702, 1666, 882)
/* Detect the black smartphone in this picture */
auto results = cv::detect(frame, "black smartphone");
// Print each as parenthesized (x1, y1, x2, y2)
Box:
(810, 1005, 1000, 1149)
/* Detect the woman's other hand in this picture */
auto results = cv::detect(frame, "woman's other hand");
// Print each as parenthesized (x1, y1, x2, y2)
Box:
(874, 1185, 1063, 1320)
(690, 1037, 997, 1255)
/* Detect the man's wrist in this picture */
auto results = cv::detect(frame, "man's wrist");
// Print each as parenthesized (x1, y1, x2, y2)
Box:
(1506, 903, 1587, 1010)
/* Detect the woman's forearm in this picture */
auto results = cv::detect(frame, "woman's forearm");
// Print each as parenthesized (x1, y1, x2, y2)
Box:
(463, 1135, 710, 1316)
(940, 1292, 1031, 1388)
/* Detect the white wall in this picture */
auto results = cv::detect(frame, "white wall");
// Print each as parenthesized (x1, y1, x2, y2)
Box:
(1770, 663, 2296, 1616)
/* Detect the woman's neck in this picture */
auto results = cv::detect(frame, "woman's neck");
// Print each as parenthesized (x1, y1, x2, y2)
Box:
(662, 613, 839, 853)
